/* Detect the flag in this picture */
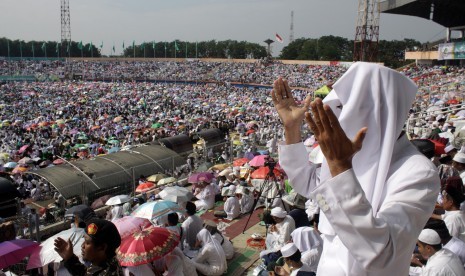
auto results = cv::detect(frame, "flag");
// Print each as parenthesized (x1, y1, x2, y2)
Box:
(56, 42, 59, 53)
(175, 41, 179, 51)
(152, 41, 155, 49)
(132, 40, 135, 48)
(275, 33, 284, 43)
(77, 41, 83, 50)
(164, 42, 167, 50)
(67, 42, 70, 53)
(41, 42, 46, 51)
(122, 41, 125, 49)
(88, 41, 93, 51)
(100, 41, 103, 48)
(112, 43, 115, 53)
(7, 40, 10, 57)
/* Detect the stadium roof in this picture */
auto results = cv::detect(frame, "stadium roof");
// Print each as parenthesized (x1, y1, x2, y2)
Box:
(28, 144, 185, 199)
(380, 0, 465, 28)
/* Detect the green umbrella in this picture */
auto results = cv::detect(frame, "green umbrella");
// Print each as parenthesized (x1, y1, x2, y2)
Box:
(151, 123, 162, 129)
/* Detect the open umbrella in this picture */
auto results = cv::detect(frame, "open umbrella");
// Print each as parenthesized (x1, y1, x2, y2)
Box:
(187, 172, 214, 184)
(52, 159, 64, 165)
(158, 186, 193, 204)
(27, 228, 84, 269)
(3, 162, 17, 169)
(17, 157, 32, 165)
(18, 145, 29, 154)
(90, 195, 112, 210)
(250, 166, 283, 179)
(132, 200, 185, 220)
(208, 163, 231, 171)
(248, 155, 269, 167)
(157, 177, 177, 186)
(106, 195, 131, 206)
(116, 226, 180, 266)
(0, 239, 39, 269)
(113, 216, 152, 240)
(65, 204, 96, 221)
(146, 173, 167, 183)
(233, 157, 249, 167)
(12, 166, 28, 174)
(136, 182, 156, 193)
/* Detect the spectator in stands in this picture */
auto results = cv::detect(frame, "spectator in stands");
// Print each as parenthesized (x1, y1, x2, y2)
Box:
(182, 201, 203, 250)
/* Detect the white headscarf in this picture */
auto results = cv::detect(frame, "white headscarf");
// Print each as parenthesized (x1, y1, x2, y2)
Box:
(291, 226, 323, 252)
(164, 255, 183, 276)
(196, 228, 227, 272)
(320, 62, 417, 229)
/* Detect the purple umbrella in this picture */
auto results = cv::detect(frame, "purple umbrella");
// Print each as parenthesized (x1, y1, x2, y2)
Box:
(0, 239, 39, 269)
(188, 172, 214, 184)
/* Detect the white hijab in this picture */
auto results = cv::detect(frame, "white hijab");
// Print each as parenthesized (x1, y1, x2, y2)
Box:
(291, 226, 322, 252)
(164, 255, 183, 276)
(319, 62, 417, 230)
(196, 228, 227, 272)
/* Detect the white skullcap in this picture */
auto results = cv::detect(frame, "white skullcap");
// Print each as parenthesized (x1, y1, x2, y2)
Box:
(280, 243, 298, 258)
(270, 207, 287, 218)
(418, 229, 441, 245)
(453, 152, 465, 164)
(445, 145, 457, 154)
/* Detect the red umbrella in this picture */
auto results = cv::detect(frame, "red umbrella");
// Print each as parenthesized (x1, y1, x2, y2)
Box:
(116, 226, 180, 266)
(53, 159, 64, 165)
(0, 239, 39, 269)
(187, 172, 214, 184)
(233, 157, 249, 167)
(250, 166, 282, 179)
(18, 145, 29, 154)
(136, 182, 156, 193)
(90, 195, 112, 210)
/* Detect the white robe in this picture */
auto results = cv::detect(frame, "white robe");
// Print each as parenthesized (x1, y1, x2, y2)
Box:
(187, 230, 227, 276)
(410, 249, 465, 276)
(239, 193, 253, 214)
(443, 210, 465, 242)
(224, 196, 240, 220)
(279, 136, 439, 275)
(181, 215, 203, 249)
(444, 237, 465, 267)
(195, 185, 215, 211)
(213, 233, 235, 260)
(261, 215, 295, 257)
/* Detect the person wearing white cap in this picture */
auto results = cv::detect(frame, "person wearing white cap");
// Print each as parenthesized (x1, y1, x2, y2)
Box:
(260, 207, 296, 260)
(452, 152, 465, 184)
(291, 226, 323, 273)
(280, 243, 313, 276)
(410, 229, 464, 276)
(274, 63, 440, 275)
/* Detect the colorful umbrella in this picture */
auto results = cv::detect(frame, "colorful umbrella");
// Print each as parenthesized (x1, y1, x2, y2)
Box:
(12, 166, 28, 174)
(157, 177, 177, 186)
(136, 182, 156, 193)
(250, 166, 283, 179)
(208, 163, 231, 171)
(18, 145, 30, 154)
(116, 226, 180, 266)
(187, 172, 214, 184)
(146, 173, 167, 183)
(4, 162, 17, 169)
(233, 157, 249, 167)
(158, 186, 193, 204)
(113, 216, 152, 240)
(27, 228, 84, 269)
(52, 159, 64, 165)
(131, 200, 185, 220)
(0, 239, 39, 269)
(248, 155, 269, 167)
(106, 195, 131, 206)
(17, 157, 32, 165)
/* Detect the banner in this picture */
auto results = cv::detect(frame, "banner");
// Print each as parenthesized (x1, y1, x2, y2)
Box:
(438, 42, 461, 60)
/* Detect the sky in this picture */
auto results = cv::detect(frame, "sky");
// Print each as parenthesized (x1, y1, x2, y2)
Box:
(0, 0, 447, 56)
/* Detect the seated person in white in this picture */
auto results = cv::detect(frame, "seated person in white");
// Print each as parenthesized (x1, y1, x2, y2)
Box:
(441, 182, 465, 242)
(204, 220, 235, 260)
(194, 181, 215, 211)
(236, 186, 253, 214)
(214, 187, 240, 220)
(291, 226, 323, 272)
(186, 228, 227, 276)
(260, 207, 296, 258)
(410, 229, 465, 276)
(280, 243, 314, 276)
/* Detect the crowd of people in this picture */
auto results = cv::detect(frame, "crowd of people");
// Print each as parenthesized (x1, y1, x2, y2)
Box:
(0, 59, 465, 275)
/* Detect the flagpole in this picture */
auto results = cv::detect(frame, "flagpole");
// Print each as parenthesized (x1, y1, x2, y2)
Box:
(153, 42, 155, 58)
(185, 42, 187, 59)
(196, 41, 198, 59)
(7, 40, 10, 59)
(164, 42, 167, 58)
(174, 41, 177, 59)
(144, 43, 146, 59)
(32, 42, 35, 59)
(20, 41, 23, 59)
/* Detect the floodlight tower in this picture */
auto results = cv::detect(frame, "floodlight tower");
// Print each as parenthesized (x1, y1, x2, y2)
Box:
(289, 11, 295, 43)
(353, 0, 379, 62)
(61, 0, 71, 56)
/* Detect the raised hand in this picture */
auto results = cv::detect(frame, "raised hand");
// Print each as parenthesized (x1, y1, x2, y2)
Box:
(271, 77, 311, 144)
(305, 98, 367, 177)
(54, 237, 74, 261)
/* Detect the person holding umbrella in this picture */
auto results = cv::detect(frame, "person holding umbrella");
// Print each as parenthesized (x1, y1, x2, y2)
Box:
(54, 218, 123, 275)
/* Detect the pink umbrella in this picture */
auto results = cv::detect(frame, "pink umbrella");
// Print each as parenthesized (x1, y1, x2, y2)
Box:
(113, 216, 152, 239)
(248, 155, 269, 167)
(18, 145, 29, 154)
(0, 239, 39, 269)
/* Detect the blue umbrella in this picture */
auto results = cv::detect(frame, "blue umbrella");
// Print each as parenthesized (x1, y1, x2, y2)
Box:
(131, 200, 185, 220)
(4, 162, 17, 169)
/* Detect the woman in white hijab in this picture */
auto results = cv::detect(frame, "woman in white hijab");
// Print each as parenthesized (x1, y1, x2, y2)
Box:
(291, 226, 323, 272)
(186, 228, 227, 276)
(275, 62, 440, 275)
